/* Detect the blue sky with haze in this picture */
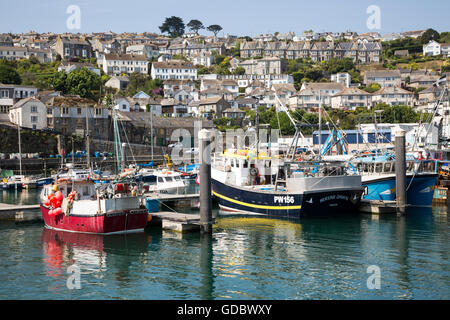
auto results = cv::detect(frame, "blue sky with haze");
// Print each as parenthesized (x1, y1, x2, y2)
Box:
(1, 0, 448, 36)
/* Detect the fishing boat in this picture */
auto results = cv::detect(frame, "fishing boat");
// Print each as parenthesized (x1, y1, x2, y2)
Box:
(39, 97, 149, 234)
(349, 153, 438, 206)
(40, 174, 149, 235)
(176, 163, 199, 180)
(211, 149, 364, 217)
(1, 175, 25, 190)
(144, 169, 187, 194)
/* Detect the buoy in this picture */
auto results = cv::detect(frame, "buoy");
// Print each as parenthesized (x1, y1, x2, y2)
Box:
(55, 200, 62, 208)
(54, 208, 62, 216)
(44, 200, 51, 207)
(48, 209, 54, 217)
(48, 193, 54, 200)
(55, 191, 63, 201)
(147, 214, 152, 223)
(52, 184, 59, 192)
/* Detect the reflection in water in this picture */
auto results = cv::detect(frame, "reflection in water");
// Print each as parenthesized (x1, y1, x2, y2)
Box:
(199, 234, 214, 300)
(41, 228, 151, 291)
(0, 188, 448, 299)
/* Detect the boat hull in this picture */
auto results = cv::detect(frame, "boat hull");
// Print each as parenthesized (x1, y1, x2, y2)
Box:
(36, 178, 54, 187)
(212, 179, 363, 217)
(362, 173, 438, 206)
(40, 205, 148, 235)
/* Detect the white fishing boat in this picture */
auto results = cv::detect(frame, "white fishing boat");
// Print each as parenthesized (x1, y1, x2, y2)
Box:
(144, 169, 187, 194)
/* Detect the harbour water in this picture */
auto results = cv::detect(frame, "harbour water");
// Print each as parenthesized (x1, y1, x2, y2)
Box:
(0, 188, 448, 300)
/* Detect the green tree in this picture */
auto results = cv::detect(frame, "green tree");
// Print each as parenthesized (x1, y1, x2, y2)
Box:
(232, 66, 245, 75)
(159, 16, 185, 37)
(420, 28, 440, 44)
(440, 32, 450, 43)
(50, 71, 68, 92)
(323, 58, 355, 74)
(0, 61, 21, 84)
(362, 83, 381, 93)
(207, 24, 223, 37)
(187, 19, 204, 34)
(65, 67, 101, 99)
(232, 41, 241, 57)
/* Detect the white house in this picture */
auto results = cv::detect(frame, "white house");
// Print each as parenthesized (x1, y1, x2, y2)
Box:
(423, 40, 441, 57)
(126, 44, 159, 60)
(331, 87, 372, 109)
(0, 84, 38, 120)
(114, 97, 131, 112)
(371, 87, 415, 107)
(9, 97, 47, 130)
(151, 60, 197, 80)
(105, 75, 130, 91)
(0, 46, 28, 61)
(441, 43, 450, 57)
(103, 53, 149, 75)
(57, 61, 101, 76)
(189, 52, 214, 67)
(331, 72, 351, 88)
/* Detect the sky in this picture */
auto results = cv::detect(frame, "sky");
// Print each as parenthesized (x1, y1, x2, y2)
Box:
(1, 0, 449, 36)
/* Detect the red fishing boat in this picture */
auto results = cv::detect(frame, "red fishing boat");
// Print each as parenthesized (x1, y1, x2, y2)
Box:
(40, 171, 149, 235)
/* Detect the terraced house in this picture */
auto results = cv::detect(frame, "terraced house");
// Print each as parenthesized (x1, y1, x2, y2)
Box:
(55, 36, 93, 60)
(102, 53, 149, 76)
(240, 40, 382, 63)
(331, 87, 372, 109)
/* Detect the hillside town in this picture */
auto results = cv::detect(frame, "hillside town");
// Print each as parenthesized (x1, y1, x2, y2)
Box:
(0, 25, 449, 157)
(1, 2, 450, 304)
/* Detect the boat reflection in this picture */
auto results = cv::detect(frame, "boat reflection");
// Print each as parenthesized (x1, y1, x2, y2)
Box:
(41, 227, 152, 280)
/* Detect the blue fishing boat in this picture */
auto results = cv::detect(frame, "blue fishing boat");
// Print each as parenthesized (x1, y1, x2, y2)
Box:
(350, 153, 438, 206)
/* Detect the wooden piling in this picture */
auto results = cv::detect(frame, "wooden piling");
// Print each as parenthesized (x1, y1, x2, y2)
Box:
(395, 129, 407, 215)
(199, 129, 213, 234)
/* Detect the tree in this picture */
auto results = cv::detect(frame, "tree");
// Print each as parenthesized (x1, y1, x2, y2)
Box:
(207, 24, 223, 37)
(65, 67, 101, 99)
(233, 66, 245, 75)
(323, 58, 355, 74)
(187, 19, 204, 35)
(362, 83, 381, 93)
(50, 71, 68, 92)
(232, 41, 241, 57)
(159, 16, 185, 37)
(0, 62, 21, 84)
(420, 28, 440, 44)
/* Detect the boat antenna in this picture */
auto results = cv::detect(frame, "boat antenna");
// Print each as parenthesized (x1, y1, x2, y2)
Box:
(412, 76, 447, 152)
(273, 92, 315, 160)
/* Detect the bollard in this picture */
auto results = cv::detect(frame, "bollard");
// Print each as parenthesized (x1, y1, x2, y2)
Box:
(199, 129, 213, 234)
(395, 129, 406, 215)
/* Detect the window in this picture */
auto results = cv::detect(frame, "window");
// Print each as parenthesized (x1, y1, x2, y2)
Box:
(47, 108, 52, 115)
(31, 116, 38, 123)
(62, 107, 69, 114)
(30, 105, 37, 113)
(77, 108, 82, 115)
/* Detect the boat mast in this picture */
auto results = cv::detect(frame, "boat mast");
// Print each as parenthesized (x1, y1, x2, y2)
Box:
(318, 91, 322, 160)
(85, 104, 90, 171)
(112, 104, 123, 174)
(150, 105, 154, 162)
(17, 122, 22, 176)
